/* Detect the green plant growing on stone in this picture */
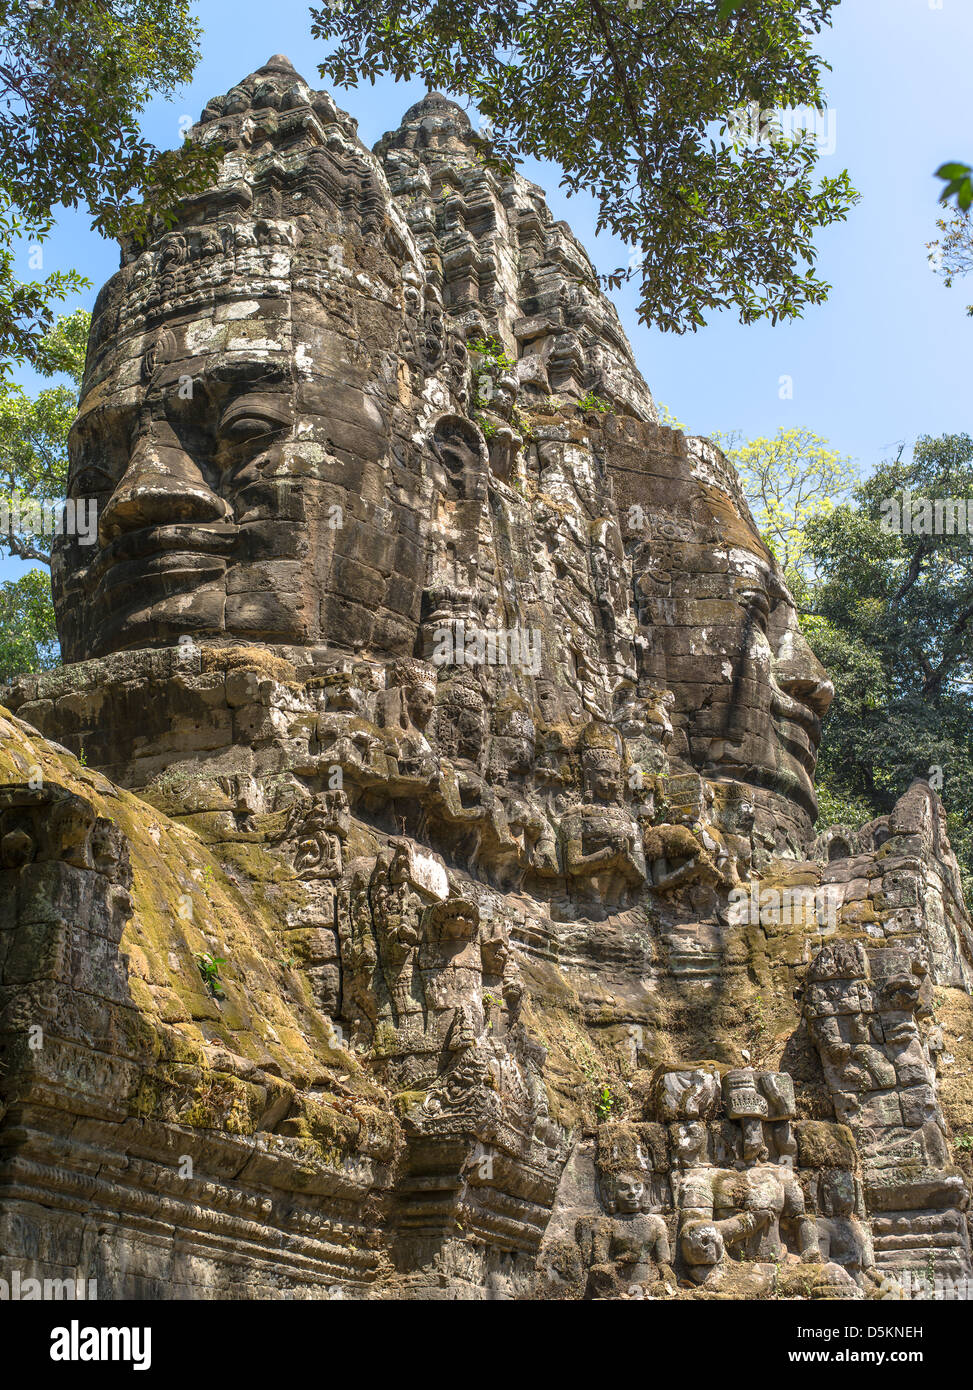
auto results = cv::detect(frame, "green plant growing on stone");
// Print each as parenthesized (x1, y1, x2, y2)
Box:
(468, 335, 516, 373)
(596, 1085, 615, 1121)
(578, 390, 610, 414)
(470, 334, 533, 447)
(154, 767, 193, 800)
(195, 952, 226, 999)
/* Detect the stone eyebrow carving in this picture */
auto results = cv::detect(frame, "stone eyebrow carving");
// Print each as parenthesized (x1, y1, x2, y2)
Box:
(209, 358, 292, 388)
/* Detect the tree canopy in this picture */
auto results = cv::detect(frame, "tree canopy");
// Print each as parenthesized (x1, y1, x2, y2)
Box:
(0, 564, 58, 681)
(0, 0, 218, 370)
(0, 305, 88, 567)
(800, 434, 973, 894)
(716, 426, 856, 579)
(0, 305, 88, 681)
(928, 208, 973, 317)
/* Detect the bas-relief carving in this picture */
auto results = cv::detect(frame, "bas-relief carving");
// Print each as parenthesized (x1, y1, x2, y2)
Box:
(0, 55, 970, 1300)
(576, 1170, 673, 1299)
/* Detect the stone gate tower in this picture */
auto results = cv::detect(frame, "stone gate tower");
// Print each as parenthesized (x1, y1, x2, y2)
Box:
(1, 58, 970, 1300)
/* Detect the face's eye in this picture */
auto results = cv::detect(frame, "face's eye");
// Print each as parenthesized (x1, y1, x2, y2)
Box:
(741, 589, 771, 632)
(69, 403, 134, 493)
(221, 414, 283, 443)
(219, 396, 291, 444)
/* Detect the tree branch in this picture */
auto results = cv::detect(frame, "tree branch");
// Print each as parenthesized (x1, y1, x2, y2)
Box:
(890, 544, 926, 609)
(3, 533, 51, 567)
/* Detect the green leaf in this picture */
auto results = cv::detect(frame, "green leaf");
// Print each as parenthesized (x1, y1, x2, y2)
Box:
(938, 170, 973, 211)
(935, 162, 973, 181)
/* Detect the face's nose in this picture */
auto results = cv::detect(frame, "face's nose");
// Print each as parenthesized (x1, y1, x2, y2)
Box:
(773, 617, 834, 719)
(99, 411, 230, 543)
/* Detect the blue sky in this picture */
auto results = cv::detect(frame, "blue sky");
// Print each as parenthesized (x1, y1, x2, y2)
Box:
(4, 0, 971, 586)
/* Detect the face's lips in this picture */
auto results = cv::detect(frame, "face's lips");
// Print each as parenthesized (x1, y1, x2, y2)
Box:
(90, 522, 240, 585)
(703, 704, 820, 819)
(97, 554, 228, 604)
(771, 690, 825, 796)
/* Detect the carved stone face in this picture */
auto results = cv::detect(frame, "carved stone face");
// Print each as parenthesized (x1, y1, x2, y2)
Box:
(682, 1222, 723, 1270)
(621, 436, 833, 839)
(403, 680, 435, 732)
(821, 1169, 856, 1218)
(583, 753, 622, 805)
(429, 417, 484, 501)
(492, 375, 518, 423)
(52, 57, 833, 854)
(672, 1120, 707, 1168)
(53, 59, 433, 665)
(324, 672, 367, 716)
(489, 701, 535, 782)
(56, 282, 418, 660)
(388, 841, 412, 886)
(611, 1172, 645, 1214)
(435, 675, 488, 764)
(680, 560, 831, 823)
